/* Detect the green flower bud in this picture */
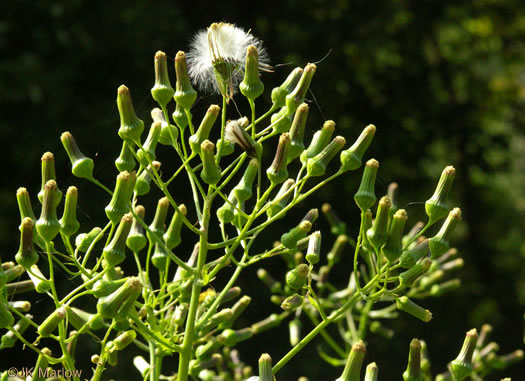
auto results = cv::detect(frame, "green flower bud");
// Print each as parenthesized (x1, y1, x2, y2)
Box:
(135, 161, 161, 196)
(105, 171, 136, 224)
(364, 362, 379, 381)
(60, 131, 94, 179)
(285, 264, 309, 290)
(172, 303, 188, 327)
(224, 117, 262, 158)
(66, 306, 105, 331)
(107, 340, 118, 366)
(271, 67, 303, 108)
(0, 313, 32, 349)
(33, 347, 53, 380)
(200, 140, 221, 185)
(307, 136, 346, 177)
(258, 353, 273, 381)
(425, 166, 455, 225)
(281, 293, 303, 311)
(251, 313, 282, 334)
(201, 308, 234, 333)
(27, 264, 51, 293)
(172, 102, 189, 131)
(399, 239, 430, 269)
(75, 227, 102, 252)
(196, 339, 220, 360)
(287, 103, 309, 164)
(289, 318, 302, 347)
(59, 186, 80, 237)
(216, 137, 235, 157)
(151, 243, 168, 270)
(174, 51, 197, 109)
(151, 51, 174, 107)
(103, 213, 132, 267)
(341, 124, 376, 172)
(220, 295, 251, 330)
(419, 269, 445, 290)
(337, 340, 366, 381)
(36, 180, 61, 242)
(387, 182, 399, 220)
(369, 321, 394, 339)
(403, 339, 424, 381)
(15, 217, 39, 269)
(300, 120, 335, 165)
(281, 220, 312, 250)
(270, 105, 294, 134)
(37, 306, 66, 337)
(382, 209, 407, 262)
(136, 122, 161, 166)
(218, 328, 254, 347)
(133, 356, 151, 378)
(16, 187, 36, 227)
(151, 108, 178, 146)
(430, 279, 461, 296)
(112, 329, 137, 351)
(115, 142, 136, 172)
(305, 231, 322, 265)
(402, 221, 425, 248)
(5, 264, 25, 282)
(266, 179, 295, 220)
(217, 190, 236, 224)
(354, 159, 379, 211)
(240, 45, 264, 101)
(8, 301, 31, 312)
(117, 85, 144, 146)
(400, 258, 432, 287)
(429, 208, 461, 259)
(327, 235, 349, 266)
(97, 276, 142, 319)
(286, 63, 317, 111)
(450, 329, 478, 381)
(189, 105, 220, 154)
(267, 133, 291, 185)
(91, 278, 127, 298)
(396, 297, 432, 322)
(366, 196, 391, 251)
(147, 197, 170, 241)
(234, 158, 259, 202)
(0, 301, 14, 329)
(38, 152, 62, 205)
(257, 268, 282, 294)
(164, 204, 186, 250)
(322, 203, 347, 236)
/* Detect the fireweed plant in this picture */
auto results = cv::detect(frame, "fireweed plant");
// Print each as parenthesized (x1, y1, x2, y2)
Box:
(0, 22, 522, 381)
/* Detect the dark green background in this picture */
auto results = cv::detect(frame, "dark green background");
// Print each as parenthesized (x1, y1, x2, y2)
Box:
(1, 0, 524, 379)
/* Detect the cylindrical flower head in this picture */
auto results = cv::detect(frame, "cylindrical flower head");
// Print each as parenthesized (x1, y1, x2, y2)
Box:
(147, 197, 170, 241)
(366, 196, 392, 251)
(97, 276, 143, 319)
(300, 120, 336, 165)
(60, 132, 94, 179)
(75, 227, 102, 252)
(218, 328, 254, 347)
(200, 140, 221, 185)
(399, 239, 430, 268)
(27, 264, 51, 293)
(135, 161, 161, 196)
(103, 213, 132, 267)
(387, 182, 399, 219)
(220, 295, 252, 330)
(450, 329, 478, 381)
(382, 209, 407, 262)
(136, 122, 161, 166)
(36, 180, 61, 242)
(307, 136, 346, 177)
(287, 103, 309, 163)
(112, 330, 137, 351)
(285, 263, 309, 290)
(189, 104, 220, 154)
(234, 158, 259, 202)
(152, 108, 178, 146)
(202, 308, 234, 333)
(430, 279, 461, 296)
(429, 208, 462, 259)
(403, 339, 423, 381)
(258, 353, 273, 381)
(37, 306, 66, 337)
(327, 234, 349, 266)
(267, 133, 291, 185)
(354, 159, 379, 211)
(224, 117, 262, 158)
(400, 257, 432, 287)
(59, 186, 80, 237)
(0, 313, 32, 349)
(425, 166, 455, 224)
(281, 293, 304, 311)
(257, 268, 282, 294)
(38, 152, 62, 205)
(337, 340, 366, 381)
(240, 45, 264, 101)
(322, 203, 347, 236)
(151, 51, 174, 107)
(364, 362, 379, 381)
(271, 67, 303, 108)
(152, 243, 168, 270)
(105, 171, 136, 224)
(217, 190, 237, 224)
(175, 51, 197, 109)
(0, 300, 14, 329)
(164, 204, 187, 250)
(266, 178, 295, 220)
(117, 85, 145, 146)
(172, 102, 189, 131)
(16, 187, 36, 226)
(281, 220, 312, 250)
(286, 63, 317, 111)
(306, 231, 322, 265)
(115, 142, 136, 172)
(341, 125, 376, 172)
(15, 217, 39, 269)
(396, 296, 432, 322)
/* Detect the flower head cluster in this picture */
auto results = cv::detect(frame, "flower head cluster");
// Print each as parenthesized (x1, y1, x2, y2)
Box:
(187, 22, 270, 101)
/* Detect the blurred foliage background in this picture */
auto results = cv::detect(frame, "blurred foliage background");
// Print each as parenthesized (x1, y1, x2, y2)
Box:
(1, 0, 524, 379)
